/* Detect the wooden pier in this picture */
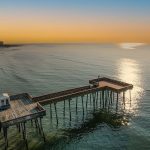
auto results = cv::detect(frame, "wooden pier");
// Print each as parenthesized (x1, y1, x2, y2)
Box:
(0, 77, 133, 149)
(33, 77, 133, 105)
(0, 93, 46, 150)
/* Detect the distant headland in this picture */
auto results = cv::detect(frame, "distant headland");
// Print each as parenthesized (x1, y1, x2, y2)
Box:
(0, 41, 22, 48)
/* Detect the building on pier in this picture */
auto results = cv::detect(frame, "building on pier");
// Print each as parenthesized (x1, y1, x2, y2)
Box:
(0, 93, 10, 110)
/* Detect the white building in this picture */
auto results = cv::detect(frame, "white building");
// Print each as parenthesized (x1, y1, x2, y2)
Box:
(0, 93, 10, 110)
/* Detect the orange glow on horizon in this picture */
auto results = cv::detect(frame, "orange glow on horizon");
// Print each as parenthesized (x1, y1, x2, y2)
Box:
(1, 14, 150, 44)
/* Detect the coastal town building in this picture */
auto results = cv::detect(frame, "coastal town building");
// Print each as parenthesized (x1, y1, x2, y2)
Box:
(0, 41, 4, 46)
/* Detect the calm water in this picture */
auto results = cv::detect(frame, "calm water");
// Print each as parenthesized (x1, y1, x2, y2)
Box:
(0, 44, 150, 150)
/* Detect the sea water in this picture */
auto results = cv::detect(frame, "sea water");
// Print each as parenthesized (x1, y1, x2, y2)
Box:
(0, 44, 150, 150)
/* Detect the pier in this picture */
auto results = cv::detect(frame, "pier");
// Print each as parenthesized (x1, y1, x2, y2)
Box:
(0, 77, 133, 149)
(0, 93, 46, 150)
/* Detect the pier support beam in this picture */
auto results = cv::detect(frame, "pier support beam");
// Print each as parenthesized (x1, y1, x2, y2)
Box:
(123, 92, 125, 109)
(3, 127, 8, 150)
(39, 118, 46, 142)
(129, 90, 132, 106)
(21, 122, 26, 140)
(76, 97, 78, 115)
(50, 103, 52, 120)
(116, 92, 119, 112)
(35, 119, 38, 129)
(92, 93, 96, 111)
(99, 91, 102, 107)
(105, 90, 108, 108)
(21, 122, 28, 150)
(16, 123, 21, 133)
(36, 119, 41, 135)
(81, 96, 84, 115)
(113, 92, 115, 103)
(63, 100, 66, 118)
(102, 90, 105, 108)
(90, 93, 92, 105)
(110, 91, 113, 104)
(69, 99, 71, 121)
(95, 91, 98, 109)
(86, 94, 88, 110)
(54, 103, 58, 125)
(31, 119, 33, 127)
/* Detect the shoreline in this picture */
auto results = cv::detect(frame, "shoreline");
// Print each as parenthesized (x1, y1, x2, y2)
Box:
(0, 44, 23, 48)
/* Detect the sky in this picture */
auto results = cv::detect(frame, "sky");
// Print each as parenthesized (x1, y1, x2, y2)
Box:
(0, 0, 150, 44)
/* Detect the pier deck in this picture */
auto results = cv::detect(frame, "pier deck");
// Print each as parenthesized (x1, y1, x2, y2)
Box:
(0, 93, 45, 127)
(33, 77, 133, 105)
(89, 77, 133, 92)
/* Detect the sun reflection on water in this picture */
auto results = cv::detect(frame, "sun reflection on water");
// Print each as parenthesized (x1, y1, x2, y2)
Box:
(117, 58, 143, 114)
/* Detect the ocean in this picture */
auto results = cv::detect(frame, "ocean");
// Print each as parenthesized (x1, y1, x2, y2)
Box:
(0, 44, 150, 150)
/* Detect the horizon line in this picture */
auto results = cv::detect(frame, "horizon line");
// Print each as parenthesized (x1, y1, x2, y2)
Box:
(2, 41, 149, 45)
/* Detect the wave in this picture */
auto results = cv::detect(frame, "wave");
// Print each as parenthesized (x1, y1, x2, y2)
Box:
(12, 73, 28, 83)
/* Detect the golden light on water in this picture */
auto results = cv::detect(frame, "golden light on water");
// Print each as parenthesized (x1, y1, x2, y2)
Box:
(119, 43, 145, 50)
(117, 58, 143, 113)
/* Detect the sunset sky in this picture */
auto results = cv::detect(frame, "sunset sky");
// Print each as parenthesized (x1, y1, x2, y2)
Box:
(0, 0, 150, 44)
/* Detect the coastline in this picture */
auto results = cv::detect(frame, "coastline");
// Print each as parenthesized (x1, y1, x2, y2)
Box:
(0, 44, 23, 48)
